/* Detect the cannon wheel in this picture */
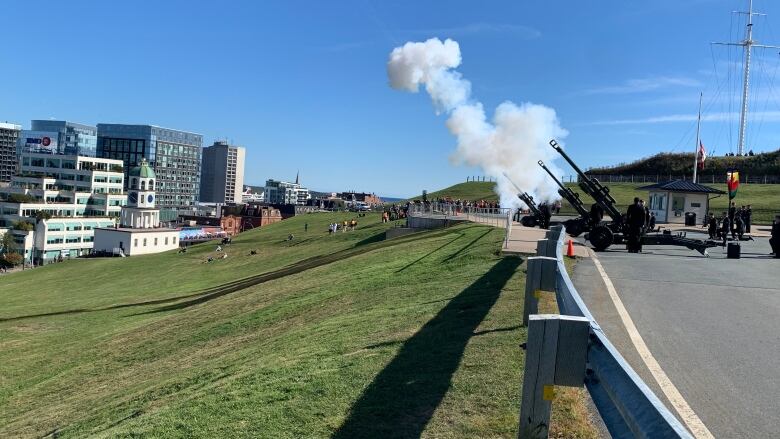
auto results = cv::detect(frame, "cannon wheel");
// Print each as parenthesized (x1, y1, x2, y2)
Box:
(589, 226, 614, 251)
(520, 216, 538, 227)
(563, 218, 586, 237)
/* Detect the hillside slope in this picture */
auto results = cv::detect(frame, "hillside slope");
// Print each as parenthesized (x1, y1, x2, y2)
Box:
(0, 214, 536, 438)
(413, 181, 498, 202)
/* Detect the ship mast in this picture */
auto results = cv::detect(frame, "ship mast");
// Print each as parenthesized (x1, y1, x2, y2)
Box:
(713, 0, 780, 156)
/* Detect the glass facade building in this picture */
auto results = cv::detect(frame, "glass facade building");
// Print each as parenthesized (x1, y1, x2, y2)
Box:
(0, 122, 21, 182)
(28, 120, 98, 157)
(96, 124, 202, 211)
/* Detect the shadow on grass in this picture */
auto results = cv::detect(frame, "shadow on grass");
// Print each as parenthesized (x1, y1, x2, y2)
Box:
(332, 256, 523, 439)
(441, 227, 493, 263)
(395, 233, 463, 273)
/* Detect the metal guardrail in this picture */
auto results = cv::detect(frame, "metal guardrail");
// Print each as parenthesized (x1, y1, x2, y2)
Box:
(519, 225, 693, 439)
(406, 202, 512, 247)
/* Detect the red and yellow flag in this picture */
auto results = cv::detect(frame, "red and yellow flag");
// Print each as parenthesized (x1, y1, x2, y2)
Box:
(727, 170, 740, 199)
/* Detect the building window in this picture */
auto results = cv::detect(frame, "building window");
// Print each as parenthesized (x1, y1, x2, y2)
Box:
(134, 238, 138, 247)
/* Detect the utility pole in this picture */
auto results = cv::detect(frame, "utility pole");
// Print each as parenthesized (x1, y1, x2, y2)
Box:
(693, 92, 703, 184)
(713, 0, 780, 156)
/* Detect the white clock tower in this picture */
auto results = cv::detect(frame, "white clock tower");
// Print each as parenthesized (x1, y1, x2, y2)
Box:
(121, 158, 160, 229)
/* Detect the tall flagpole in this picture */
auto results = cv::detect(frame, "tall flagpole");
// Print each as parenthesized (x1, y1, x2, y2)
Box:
(713, 0, 780, 156)
(693, 92, 703, 183)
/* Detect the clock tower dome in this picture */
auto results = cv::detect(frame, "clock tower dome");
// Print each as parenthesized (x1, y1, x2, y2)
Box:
(121, 158, 160, 228)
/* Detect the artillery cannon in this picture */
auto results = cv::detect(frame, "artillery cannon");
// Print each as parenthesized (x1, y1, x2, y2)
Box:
(537, 160, 590, 236)
(517, 192, 543, 227)
(502, 172, 544, 227)
(547, 139, 717, 255)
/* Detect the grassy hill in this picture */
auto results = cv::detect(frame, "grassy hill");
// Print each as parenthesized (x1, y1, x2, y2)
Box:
(418, 181, 778, 224)
(413, 181, 497, 202)
(587, 149, 780, 176)
(0, 212, 597, 438)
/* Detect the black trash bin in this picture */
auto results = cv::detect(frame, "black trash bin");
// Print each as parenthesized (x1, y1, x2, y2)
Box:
(727, 242, 741, 259)
(684, 212, 697, 226)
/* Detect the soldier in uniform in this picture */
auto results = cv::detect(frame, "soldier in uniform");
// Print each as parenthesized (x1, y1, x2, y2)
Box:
(625, 198, 645, 253)
(770, 214, 780, 258)
(539, 202, 551, 229)
(720, 212, 731, 247)
(707, 213, 718, 239)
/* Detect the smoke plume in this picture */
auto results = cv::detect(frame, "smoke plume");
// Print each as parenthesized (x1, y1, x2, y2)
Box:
(387, 38, 568, 209)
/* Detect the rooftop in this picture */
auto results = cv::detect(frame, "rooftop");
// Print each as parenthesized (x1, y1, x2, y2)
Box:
(637, 180, 726, 194)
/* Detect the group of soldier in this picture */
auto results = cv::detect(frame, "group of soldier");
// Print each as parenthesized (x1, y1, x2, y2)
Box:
(705, 202, 753, 245)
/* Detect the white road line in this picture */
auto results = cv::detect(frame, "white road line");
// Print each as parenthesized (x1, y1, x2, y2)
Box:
(589, 250, 715, 439)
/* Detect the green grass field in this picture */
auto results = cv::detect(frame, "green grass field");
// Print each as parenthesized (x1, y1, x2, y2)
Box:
(0, 212, 597, 438)
(418, 181, 780, 224)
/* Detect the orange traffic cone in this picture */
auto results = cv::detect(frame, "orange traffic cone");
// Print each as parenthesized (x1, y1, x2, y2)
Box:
(566, 239, 576, 258)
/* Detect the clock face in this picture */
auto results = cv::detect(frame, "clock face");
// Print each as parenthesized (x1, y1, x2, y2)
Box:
(147, 194, 154, 203)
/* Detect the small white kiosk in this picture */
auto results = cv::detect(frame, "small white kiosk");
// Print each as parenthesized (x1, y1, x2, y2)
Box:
(94, 159, 179, 256)
(639, 180, 725, 224)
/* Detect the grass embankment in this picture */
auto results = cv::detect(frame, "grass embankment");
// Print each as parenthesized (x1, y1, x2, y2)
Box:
(422, 181, 779, 223)
(0, 212, 596, 438)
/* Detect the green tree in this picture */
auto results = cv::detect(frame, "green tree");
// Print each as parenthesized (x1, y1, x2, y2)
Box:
(12, 221, 34, 232)
(1, 231, 15, 255)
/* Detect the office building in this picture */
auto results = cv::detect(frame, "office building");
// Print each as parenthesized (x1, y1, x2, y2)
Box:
(199, 141, 245, 203)
(20, 120, 98, 157)
(0, 122, 21, 182)
(96, 124, 202, 213)
(0, 152, 126, 264)
(264, 176, 310, 205)
(94, 159, 178, 256)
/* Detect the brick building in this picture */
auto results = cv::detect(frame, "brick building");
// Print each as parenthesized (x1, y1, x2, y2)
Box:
(336, 191, 382, 206)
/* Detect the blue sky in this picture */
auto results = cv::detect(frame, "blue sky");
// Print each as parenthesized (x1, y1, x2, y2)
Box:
(3, 0, 780, 197)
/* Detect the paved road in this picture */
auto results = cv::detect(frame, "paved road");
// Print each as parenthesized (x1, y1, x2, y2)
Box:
(572, 233, 780, 438)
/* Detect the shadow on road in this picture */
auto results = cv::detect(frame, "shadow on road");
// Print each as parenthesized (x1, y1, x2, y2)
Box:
(331, 256, 523, 439)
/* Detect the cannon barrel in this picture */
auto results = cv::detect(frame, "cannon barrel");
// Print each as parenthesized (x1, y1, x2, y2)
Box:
(537, 160, 590, 218)
(502, 172, 542, 217)
(518, 192, 541, 216)
(548, 139, 623, 221)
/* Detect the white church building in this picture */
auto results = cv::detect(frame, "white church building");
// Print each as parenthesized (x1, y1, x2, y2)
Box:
(94, 159, 179, 256)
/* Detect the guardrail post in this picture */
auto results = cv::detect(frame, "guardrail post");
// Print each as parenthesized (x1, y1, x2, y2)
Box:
(523, 256, 558, 326)
(519, 314, 590, 439)
(535, 239, 558, 258)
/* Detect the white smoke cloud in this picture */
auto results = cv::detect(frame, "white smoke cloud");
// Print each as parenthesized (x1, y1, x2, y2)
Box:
(387, 37, 568, 209)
